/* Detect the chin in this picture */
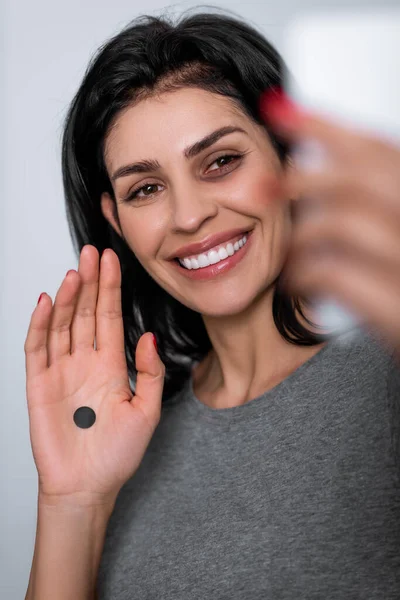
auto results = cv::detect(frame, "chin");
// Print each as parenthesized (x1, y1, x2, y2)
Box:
(188, 289, 264, 319)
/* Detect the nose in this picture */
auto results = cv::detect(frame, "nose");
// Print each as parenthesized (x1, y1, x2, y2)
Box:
(169, 184, 219, 233)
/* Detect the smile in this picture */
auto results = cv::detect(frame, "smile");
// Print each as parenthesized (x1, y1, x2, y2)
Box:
(178, 232, 248, 269)
(172, 230, 253, 281)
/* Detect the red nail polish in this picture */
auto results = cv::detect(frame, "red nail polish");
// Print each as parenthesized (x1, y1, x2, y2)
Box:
(152, 334, 158, 352)
(259, 86, 303, 127)
(37, 293, 44, 305)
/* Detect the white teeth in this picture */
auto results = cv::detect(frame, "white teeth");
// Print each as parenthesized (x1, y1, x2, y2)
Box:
(198, 254, 209, 268)
(218, 247, 228, 260)
(208, 250, 220, 265)
(178, 234, 248, 270)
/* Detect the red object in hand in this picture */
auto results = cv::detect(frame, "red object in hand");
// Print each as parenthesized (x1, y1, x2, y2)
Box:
(258, 86, 304, 128)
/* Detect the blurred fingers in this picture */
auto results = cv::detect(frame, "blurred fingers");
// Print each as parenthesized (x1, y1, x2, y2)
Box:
(280, 243, 400, 352)
(288, 204, 400, 276)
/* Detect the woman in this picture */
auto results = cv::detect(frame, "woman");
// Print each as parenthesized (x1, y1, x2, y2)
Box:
(24, 9, 400, 600)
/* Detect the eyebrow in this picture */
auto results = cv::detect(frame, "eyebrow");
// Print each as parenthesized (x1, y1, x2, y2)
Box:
(110, 125, 248, 182)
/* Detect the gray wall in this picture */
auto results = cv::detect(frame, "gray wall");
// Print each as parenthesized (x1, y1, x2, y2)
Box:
(2, 0, 396, 598)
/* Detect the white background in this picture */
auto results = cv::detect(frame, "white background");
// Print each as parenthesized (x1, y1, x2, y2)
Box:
(2, 1, 397, 597)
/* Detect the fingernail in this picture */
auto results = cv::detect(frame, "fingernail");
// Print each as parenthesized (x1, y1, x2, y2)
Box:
(37, 293, 44, 305)
(152, 334, 158, 352)
(259, 86, 304, 128)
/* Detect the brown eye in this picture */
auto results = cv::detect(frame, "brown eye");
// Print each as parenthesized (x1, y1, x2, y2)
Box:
(207, 153, 243, 173)
(216, 156, 234, 167)
(142, 184, 158, 195)
(124, 183, 161, 203)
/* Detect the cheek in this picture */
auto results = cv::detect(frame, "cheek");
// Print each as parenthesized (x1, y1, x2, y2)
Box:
(122, 219, 161, 262)
(222, 170, 285, 213)
(252, 172, 286, 205)
(249, 172, 292, 252)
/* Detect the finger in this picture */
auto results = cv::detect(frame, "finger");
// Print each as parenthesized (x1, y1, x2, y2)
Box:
(281, 246, 400, 350)
(259, 87, 388, 163)
(286, 163, 400, 220)
(70, 245, 100, 353)
(94, 249, 125, 356)
(24, 294, 54, 380)
(47, 271, 82, 366)
(131, 332, 165, 426)
(287, 112, 400, 165)
(288, 204, 400, 277)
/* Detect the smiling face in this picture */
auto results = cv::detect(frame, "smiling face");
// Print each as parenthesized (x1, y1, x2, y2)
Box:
(101, 87, 294, 317)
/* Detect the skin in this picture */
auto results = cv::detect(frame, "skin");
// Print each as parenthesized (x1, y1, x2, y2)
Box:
(101, 87, 328, 409)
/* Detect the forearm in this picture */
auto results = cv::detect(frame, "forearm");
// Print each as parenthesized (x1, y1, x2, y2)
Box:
(25, 495, 115, 600)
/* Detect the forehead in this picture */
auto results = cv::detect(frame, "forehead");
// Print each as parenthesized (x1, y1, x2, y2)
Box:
(103, 88, 258, 164)
(111, 87, 246, 129)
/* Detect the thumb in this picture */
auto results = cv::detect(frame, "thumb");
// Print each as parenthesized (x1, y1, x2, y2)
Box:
(132, 332, 165, 424)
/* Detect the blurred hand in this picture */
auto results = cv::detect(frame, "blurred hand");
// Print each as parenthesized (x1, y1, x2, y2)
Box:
(260, 88, 400, 357)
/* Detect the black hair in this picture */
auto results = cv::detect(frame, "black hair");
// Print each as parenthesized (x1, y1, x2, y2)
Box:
(61, 5, 330, 403)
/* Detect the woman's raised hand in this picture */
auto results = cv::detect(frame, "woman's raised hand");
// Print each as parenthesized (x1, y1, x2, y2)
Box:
(24, 245, 165, 508)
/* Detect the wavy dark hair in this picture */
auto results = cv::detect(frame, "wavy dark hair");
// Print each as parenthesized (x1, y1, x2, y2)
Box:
(61, 6, 330, 403)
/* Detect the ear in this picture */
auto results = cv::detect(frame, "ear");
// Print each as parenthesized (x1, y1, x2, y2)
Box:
(101, 192, 123, 237)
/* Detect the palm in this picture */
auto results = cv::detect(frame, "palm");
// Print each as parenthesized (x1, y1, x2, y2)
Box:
(25, 247, 164, 506)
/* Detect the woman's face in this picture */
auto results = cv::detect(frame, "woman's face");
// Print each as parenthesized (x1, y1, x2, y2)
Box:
(101, 87, 294, 317)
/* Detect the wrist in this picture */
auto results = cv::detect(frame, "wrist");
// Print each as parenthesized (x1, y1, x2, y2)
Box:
(38, 489, 118, 513)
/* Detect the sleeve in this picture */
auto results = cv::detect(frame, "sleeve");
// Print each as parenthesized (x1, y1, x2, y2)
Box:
(386, 349, 400, 476)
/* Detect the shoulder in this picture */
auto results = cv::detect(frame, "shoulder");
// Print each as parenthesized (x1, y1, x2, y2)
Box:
(310, 326, 394, 416)
(329, 325, 394, 371)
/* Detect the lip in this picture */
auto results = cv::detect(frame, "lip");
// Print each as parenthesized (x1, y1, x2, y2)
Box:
(169, 227, 252, 260)
(171, 229, 253, 281)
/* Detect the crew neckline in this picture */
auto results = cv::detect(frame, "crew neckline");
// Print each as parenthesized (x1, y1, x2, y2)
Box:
(176, 337, 339, 422)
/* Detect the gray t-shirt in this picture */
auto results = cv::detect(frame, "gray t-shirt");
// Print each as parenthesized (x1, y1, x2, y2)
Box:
(96, 327, 400, 599)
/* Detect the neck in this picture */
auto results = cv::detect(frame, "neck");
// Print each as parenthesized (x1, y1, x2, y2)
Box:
(193, 287, 327, 409)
